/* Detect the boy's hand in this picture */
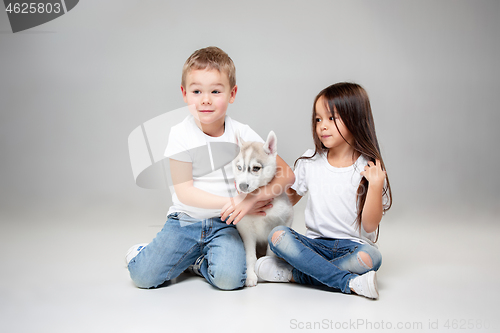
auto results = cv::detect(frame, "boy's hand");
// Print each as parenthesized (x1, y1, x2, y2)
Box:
(360, 159, 386, 186)
(221, 194, 273, 225)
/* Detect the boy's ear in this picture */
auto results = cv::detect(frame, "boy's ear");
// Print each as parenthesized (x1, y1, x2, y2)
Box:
(263, 131, 277, 156)
(181, 85, 188, 103)
(229, 85, 238, 104)
(235, 130, 245, 148)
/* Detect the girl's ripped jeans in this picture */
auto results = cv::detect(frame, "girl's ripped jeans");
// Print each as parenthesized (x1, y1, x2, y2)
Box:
(268, 226, 382, 294)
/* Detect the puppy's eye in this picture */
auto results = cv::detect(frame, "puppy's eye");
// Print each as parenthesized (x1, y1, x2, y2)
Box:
(237, 165, 242, 171)
(252, 166, 261, 172)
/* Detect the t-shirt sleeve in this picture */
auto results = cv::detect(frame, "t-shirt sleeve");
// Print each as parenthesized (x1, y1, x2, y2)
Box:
(291, 149, 316, 196)
(239, 124, 265, 143)
(164, 125, 191, 162)
(291, 157, 308, 196)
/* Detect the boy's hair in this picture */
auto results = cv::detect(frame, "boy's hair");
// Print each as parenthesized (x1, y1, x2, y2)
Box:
(296, 82, 392, 242)
(181, 46, 236, 89)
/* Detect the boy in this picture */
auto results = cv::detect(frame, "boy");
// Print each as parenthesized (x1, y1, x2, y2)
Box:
(126, 47, 295, 290)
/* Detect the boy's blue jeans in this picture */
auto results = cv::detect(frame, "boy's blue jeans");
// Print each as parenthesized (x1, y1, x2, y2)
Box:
(269, 226, 382, 294)
(128, 213, 246, 290)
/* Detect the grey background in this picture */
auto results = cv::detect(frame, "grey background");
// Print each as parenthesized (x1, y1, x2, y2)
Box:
(1, 0, 498, 220)
(1, 1, 500, 332)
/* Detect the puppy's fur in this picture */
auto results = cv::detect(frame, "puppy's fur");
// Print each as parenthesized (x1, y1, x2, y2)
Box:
(233, 131, 293, 287)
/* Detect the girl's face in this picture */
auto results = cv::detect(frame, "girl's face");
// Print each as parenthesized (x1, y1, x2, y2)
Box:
(315, 96, 354, 150)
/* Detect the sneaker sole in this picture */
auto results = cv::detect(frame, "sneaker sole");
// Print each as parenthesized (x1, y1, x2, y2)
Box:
(367, 271, 379, 299)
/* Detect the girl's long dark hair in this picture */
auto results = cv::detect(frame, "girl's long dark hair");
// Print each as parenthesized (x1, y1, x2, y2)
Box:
(296, 82, 392, 241)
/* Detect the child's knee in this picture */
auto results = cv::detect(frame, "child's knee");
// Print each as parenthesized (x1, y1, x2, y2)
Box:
(268, 226, 289, 247)
(357, 251, 373, 269)
(271, 230, 285, 246)
(356, 248, 382, 271)
(129, 271, 165, 289)
(208, 267, 245, 290)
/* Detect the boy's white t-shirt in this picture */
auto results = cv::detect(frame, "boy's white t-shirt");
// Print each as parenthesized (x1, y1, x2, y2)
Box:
(292, 149, 378, 246)
(164, 115, 264, 219)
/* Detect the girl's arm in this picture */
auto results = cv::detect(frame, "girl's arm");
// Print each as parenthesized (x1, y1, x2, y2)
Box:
(221, 155, 295, 224)
(360, 159, 386, 233)
(286, 187, 302, 206)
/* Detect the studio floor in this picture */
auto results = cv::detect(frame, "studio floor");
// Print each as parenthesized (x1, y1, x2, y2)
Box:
(1, 201, 499, 333)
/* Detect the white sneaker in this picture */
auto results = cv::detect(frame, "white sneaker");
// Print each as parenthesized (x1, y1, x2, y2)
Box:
(254, 256, 292, 282)
(349, 271, 379, 299)
(125, 243, 148, 265)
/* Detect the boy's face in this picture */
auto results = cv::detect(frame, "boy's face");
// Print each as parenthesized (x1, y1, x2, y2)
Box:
(181, 68, 237, 136)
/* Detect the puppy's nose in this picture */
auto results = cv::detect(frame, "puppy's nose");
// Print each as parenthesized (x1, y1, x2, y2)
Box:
(239, 183, 249, 192)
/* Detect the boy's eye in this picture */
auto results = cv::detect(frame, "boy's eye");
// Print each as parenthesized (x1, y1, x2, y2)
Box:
(193, 90, 201, 94)
(212, 90, 220, 94)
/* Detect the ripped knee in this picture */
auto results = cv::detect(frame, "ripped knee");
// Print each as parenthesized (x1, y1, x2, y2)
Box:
(271, 230, 285, 246)
(357, 251, 373, 269)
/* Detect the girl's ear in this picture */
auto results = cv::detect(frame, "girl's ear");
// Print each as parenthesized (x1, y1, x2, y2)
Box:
(235, 130, 245, 148)
(263, 131, 278, 156)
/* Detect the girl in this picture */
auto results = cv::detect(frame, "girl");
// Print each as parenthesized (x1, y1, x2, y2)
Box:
(255, 82, 392, 299)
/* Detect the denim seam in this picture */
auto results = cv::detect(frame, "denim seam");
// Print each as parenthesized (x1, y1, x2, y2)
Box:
(315, 242, 333, 251)
(201, 218, 214, 241)
(291, 230, 336, 261)
(293, 234, 345, 286)
(165, 243, 200, 281)
(331, 245, 358, 264)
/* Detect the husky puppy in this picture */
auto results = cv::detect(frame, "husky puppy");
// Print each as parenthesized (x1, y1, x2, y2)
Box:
(232, 131, 293, 287)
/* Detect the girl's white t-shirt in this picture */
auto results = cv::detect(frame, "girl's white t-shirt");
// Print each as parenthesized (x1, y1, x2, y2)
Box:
(292, 149, 378, 246)
(164, 115, 264, 219)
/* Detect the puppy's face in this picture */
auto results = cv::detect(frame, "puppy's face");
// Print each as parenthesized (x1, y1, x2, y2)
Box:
(233, 131, 278, 193)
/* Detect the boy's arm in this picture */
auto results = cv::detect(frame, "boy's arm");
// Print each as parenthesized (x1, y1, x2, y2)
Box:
(170, 159, 229, 209)
(221, 155, 295, 224)
(171, 159, 274, 214)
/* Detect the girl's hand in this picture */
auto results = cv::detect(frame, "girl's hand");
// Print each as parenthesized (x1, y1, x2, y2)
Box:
(221, 194, 272, 225)
(360, 159, 386, 186)
(248, 198, 274, 216)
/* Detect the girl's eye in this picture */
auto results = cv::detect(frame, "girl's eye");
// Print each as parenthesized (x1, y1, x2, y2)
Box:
(315, 118, 321, 123)
(329, 117, 335, 121)
(252, 166, 261, 172)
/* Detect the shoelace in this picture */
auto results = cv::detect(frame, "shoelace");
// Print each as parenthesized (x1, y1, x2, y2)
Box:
(352, 276, 365, 291)
(275, 268, 288, 281)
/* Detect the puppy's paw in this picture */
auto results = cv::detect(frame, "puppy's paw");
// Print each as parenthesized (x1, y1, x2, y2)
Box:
(245, 272, 258, 287)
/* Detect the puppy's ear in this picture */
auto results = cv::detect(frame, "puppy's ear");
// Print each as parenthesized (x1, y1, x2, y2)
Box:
(263, 131, 277, 156)
(235, 130, 246, 148)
